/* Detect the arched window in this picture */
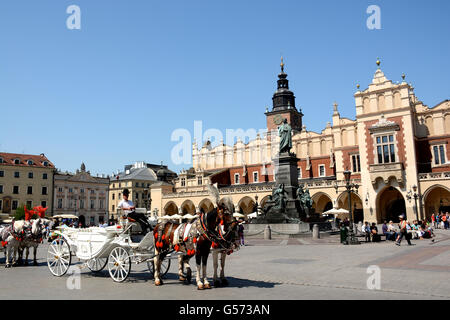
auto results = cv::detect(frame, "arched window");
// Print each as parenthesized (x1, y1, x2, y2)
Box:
(363, 97, 370, 113)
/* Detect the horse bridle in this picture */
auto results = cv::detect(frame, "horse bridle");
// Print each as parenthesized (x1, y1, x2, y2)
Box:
(199, 210, 237, 250)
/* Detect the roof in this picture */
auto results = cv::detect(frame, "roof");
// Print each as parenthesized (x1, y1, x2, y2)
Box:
(113, 167, 158, 182)
(55, 171, 109, 184)
(0, 152, 55, 169)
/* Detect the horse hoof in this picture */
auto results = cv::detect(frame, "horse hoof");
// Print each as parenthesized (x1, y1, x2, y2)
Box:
(179, 276, 186, 282)
(33, 261, 38, 266)
(197, 284, 204, 290)
(221, 278, 229, 286)
(214, 280, 221, 287)
(5, 264, 11, 268)
(24, 262, 29, 266)
(204, 283, 211, 289)
(155, 279, 163, 286)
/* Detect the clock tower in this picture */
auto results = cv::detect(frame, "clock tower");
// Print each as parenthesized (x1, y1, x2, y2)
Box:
(265, 58, 303, 133)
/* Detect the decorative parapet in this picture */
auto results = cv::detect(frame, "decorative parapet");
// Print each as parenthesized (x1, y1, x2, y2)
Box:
(369, 162, 404, 185)
(162, 183, 275, 199)
(302, 179, 361, 189)
(418, 172, 450, 181)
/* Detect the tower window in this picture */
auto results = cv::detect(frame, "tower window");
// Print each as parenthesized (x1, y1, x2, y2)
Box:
(318, 165, 326, 177)
(432, 145, 447, 166)
(352, 154, 361, 173)
(375, 135, 396, 164)
(253, 171, 259, 183)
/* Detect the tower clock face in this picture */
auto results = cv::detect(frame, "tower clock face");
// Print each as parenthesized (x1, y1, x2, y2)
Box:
(273, 114, 283, 125)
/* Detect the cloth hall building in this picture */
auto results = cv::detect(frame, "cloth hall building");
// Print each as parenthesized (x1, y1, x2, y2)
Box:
(151, 60, 450, 224)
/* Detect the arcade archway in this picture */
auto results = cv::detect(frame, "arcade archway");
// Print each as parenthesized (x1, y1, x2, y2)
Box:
(164, 202, 178, 215)
(312, 193, 333, 214)
(238, 196, 256, 215)
(423, 185, 450, 220)
(180, 200, 196, 214)
(376, 187, 406, 223)
(199, 199, 214, 214)
(337, 192, 364, 223)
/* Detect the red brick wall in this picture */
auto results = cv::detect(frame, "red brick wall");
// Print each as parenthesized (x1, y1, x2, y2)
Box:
(297, 157, 335, 178)
(364, 116, 407, 167)
(211, 170, 231, 186)
(227, 164, 274, 185)
(416, 136, 450, 173)
(266, 111, 302, 132)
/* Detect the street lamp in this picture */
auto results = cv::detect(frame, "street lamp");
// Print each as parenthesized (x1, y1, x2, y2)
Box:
(406, 185, 420, 221)
(342, 170, 360, 245)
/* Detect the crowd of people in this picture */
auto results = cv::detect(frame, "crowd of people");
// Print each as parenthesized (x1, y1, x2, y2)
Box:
(353, 212, 449, 245)
(431, 212, 449, 230)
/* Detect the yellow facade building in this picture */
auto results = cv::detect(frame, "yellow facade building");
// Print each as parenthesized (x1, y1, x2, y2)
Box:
(0, 152, 55, 219)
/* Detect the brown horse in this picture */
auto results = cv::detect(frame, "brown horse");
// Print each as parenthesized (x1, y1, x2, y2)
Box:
(153, 204, 237, 290)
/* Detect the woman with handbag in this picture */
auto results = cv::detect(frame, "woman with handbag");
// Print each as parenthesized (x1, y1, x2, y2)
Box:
(396, 215, 412, 246)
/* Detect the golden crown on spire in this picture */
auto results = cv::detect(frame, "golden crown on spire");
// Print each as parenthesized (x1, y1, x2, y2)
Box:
(280, 56, 285, 72)
(376, 57, 381, 67)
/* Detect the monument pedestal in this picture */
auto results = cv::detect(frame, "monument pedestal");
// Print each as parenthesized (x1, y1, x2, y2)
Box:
(275, 152, 304, 220)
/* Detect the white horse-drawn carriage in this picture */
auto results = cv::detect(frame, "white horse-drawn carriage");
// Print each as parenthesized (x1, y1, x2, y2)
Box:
(47, 210, 171, 282)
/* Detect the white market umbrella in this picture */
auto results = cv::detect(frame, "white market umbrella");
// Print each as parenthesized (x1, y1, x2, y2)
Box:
(52, 214, 79, 219)
(322, 208, 349, 219)
(182, 214, 197, 220)
(233, 212, 246, 219)
(169, 214, 182, 220)
(247, 212, 258, 219)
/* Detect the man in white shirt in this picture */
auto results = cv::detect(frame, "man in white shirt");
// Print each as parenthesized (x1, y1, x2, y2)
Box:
(118, 188, 151, 235)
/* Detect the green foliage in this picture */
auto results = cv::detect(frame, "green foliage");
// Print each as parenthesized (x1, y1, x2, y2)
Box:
(14, 204, 38, 221)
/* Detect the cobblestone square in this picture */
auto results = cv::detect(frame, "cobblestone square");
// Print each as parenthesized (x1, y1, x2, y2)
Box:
(1, 230, 449, 300)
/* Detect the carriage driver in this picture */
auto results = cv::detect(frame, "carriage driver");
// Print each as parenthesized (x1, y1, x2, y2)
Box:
(118, 188, 152, 236)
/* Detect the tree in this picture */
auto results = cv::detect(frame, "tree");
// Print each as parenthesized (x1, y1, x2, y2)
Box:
(14, 204, 38, 221)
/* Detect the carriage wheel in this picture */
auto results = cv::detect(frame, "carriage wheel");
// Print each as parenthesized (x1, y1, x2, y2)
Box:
(87, 257, 108, 273)
(147, 257, 171, 278)
(47, 239, 72, 277)
(108, 247, 131, 283)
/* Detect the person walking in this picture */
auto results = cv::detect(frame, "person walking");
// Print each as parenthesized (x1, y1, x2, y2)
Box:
(396, 214, 412, 246)
(238, 220, 245, 246)
(443, 213, 449, 230)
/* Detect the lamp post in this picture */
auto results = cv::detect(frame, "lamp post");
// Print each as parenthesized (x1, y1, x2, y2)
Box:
(335, 170, 360, 245)
(406, 185, 420, 221)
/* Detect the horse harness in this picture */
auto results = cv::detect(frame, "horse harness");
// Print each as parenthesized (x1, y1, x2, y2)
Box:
(198, 212, 235, 251)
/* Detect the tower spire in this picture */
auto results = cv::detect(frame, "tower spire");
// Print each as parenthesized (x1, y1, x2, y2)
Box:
(280, 56, 285, 73)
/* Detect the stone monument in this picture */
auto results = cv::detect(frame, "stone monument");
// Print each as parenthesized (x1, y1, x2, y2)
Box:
(252, 118, 308, 225)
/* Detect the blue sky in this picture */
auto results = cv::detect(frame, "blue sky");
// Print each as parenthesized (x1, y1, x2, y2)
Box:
(0, 0, 449, 175)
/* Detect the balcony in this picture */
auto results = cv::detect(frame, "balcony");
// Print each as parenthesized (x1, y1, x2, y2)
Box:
(369, 162, 404, 186)
(418, 172, 450, 181)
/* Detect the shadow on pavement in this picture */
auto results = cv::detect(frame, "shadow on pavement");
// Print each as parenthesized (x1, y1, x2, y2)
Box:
(216, 277, 277, 289)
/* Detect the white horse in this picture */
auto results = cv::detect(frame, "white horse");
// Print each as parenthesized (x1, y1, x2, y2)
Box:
(19, 218, 49, 266)
(1, 220, 28, 268)
(212, 223, 240, 287)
